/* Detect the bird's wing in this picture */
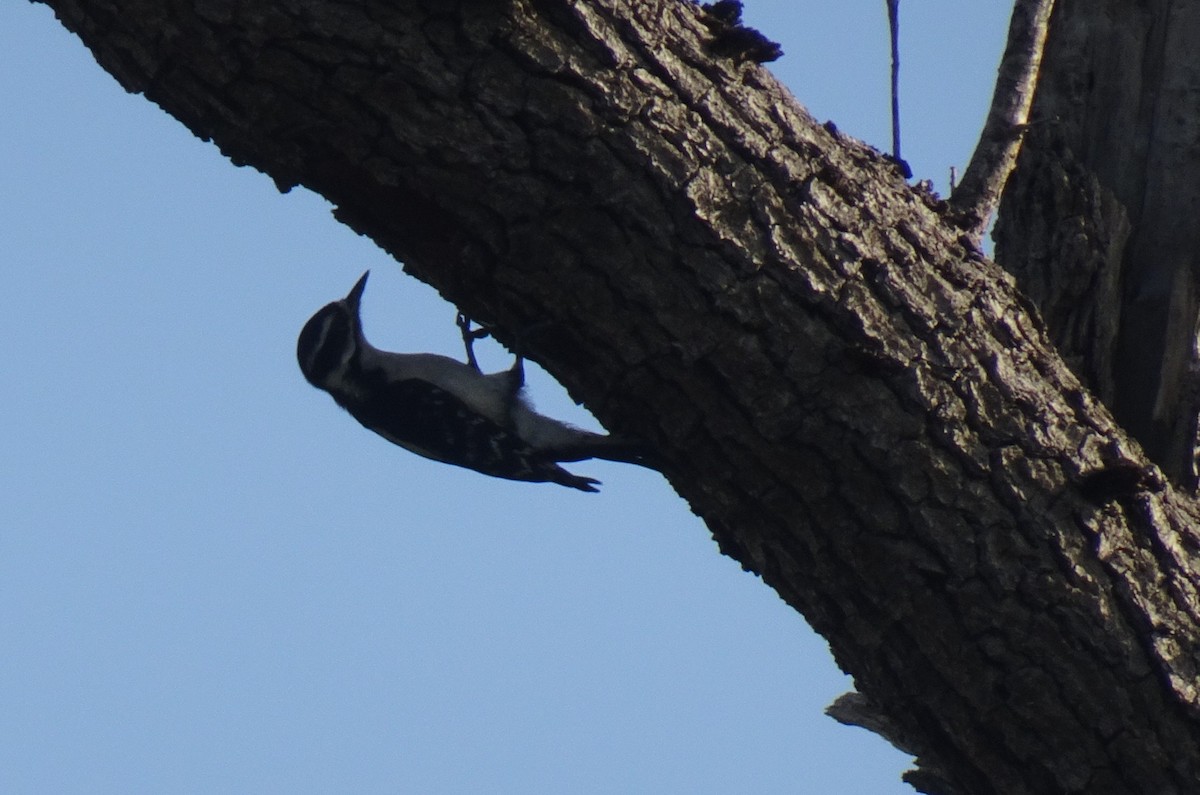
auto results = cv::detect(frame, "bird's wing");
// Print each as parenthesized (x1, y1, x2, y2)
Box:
(343, 376, 599, 491)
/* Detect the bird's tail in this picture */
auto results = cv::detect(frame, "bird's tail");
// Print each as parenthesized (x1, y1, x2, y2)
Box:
(553, 435, 659, 470)
(549, 468, 602, 493)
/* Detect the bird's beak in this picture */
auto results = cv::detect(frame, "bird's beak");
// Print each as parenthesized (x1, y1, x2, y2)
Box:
(345, 271, 369, 311)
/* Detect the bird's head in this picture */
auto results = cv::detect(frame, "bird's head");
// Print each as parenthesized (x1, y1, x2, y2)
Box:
(297, 271, 370, 389)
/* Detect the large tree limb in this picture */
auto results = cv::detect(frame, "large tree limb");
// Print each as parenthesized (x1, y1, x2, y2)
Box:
(38, 0, 1200, 791)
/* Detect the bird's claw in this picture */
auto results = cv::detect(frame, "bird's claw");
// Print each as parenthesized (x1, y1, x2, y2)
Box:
(456, 312, 491, 371)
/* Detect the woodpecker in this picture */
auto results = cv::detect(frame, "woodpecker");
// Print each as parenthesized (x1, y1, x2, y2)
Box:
(297, 272, 649, 492)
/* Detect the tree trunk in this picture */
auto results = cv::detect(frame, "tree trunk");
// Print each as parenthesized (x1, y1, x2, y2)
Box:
(38, 0, 1200, 791)
(996, 0, 1200, 488)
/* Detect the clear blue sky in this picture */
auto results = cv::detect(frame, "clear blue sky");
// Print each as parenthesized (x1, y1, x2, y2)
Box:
(2, 2, 1010, 792)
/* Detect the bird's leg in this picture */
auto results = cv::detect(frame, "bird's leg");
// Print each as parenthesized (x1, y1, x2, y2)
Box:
(497, 321, 560, 425)
(458, 313, 525, 426)
(500, 334, 528, 423)
(505, 320, 558, 393)
(456, 312, 491, 372)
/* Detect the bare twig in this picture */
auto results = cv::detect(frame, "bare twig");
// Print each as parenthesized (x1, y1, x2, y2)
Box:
(887, 0, 901, 162)
(949, 0, 1056, 241)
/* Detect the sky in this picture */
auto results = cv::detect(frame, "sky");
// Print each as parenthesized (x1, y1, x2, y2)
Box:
(1, 2, 1011, 793)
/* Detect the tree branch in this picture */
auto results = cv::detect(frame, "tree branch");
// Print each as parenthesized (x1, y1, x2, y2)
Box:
(949, 0, 1055, 240)
(37, 0, 1200, 791)
(996, 0, 1200, 487)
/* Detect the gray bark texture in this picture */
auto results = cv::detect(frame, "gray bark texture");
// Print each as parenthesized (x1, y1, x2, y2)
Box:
(37, 0, 1200, 792)
(996, 0, 1200, 488)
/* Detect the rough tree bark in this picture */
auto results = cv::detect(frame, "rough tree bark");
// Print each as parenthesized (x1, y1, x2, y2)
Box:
(35, 0, 1200, 792)
(996, 0, 1200, 489)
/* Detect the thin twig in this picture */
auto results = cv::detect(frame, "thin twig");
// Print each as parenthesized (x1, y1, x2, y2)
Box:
(887, 0, 901, 162)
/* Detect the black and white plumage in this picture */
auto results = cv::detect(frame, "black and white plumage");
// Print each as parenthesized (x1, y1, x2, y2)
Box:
(297, 272, 647, 492)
